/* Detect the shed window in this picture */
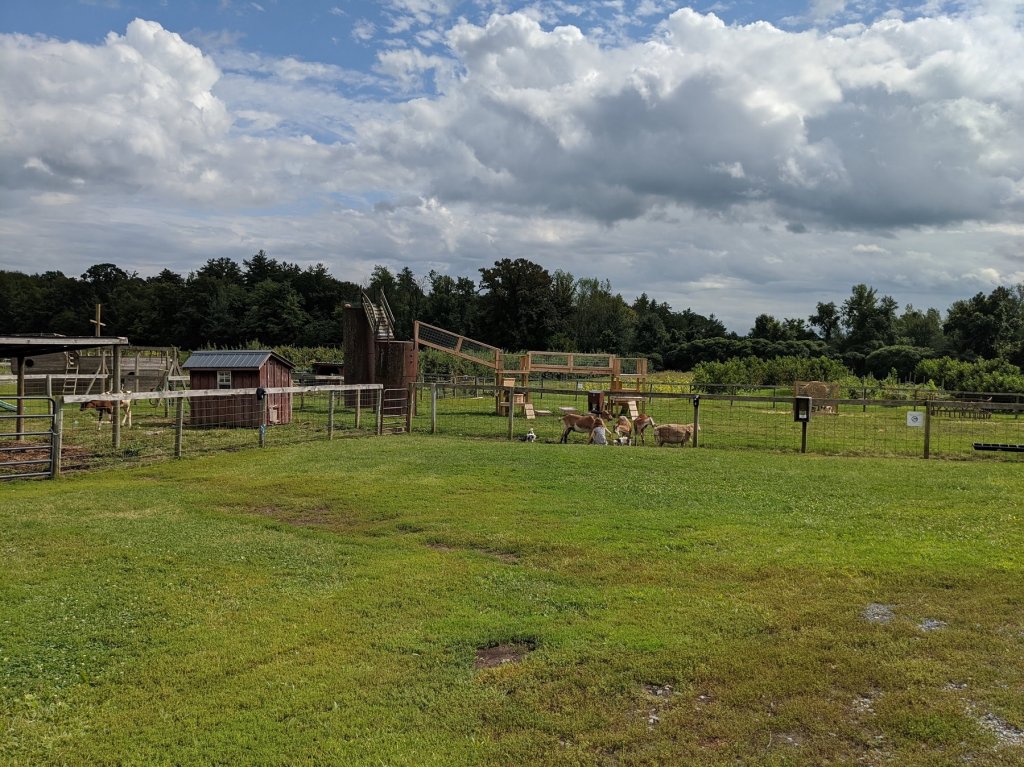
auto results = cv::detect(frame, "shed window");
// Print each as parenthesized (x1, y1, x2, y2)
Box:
(217, 371, 232, 389)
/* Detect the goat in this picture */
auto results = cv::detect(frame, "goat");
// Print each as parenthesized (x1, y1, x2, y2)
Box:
(559, 412, 606, 444)
(613, 415, 632, 441)
(654, 422, 700, 447)
(521, 428, 537, 443)
(80, 392, 133, 429)
(632, 414, 656, 445)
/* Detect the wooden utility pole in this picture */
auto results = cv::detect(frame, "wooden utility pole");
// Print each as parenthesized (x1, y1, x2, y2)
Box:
(91, 304, 105, 337)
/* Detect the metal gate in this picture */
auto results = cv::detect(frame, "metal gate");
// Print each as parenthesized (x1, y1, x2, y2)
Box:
(381, 388, 409, 434)
(0, 397, 57, 480)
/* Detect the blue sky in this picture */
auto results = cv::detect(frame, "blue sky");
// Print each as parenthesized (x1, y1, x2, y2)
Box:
(1, 1, 1021, 331)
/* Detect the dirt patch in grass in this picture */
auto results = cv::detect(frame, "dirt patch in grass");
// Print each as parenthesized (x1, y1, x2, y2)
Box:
(427, 541, 520, 563)
(641, 683, 676, 730)
(483, 549, 520, 563)
(474, 641, 535, 669)
(253, 505, 334, 527)
(973, 709, 1024, 746)
(642, 683, 675, 698)
(862, 603, 895, 623)
(772, 732, 804, 748)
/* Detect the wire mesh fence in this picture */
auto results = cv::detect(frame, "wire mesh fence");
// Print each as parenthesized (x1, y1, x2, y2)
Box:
(7, 379, 1022, 479)
(54, 385, 383, 474)
(410, 383, 1024, 460)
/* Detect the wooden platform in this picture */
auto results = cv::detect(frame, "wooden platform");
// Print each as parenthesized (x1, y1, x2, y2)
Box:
(609, 395, 643, 418)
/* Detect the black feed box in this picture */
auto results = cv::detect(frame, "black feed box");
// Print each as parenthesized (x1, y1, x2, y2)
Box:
(794, 396, 812, 422)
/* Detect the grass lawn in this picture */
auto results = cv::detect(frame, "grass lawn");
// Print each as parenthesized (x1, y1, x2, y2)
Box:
(2, 437, 1023, 766)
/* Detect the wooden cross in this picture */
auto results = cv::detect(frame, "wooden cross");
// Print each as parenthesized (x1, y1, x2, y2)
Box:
(91, 304, 105, 337)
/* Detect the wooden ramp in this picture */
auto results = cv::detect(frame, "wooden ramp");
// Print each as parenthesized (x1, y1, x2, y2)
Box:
(414, 321, 501, 369)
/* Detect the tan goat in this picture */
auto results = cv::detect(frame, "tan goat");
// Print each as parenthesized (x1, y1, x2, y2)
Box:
(632, 414, 656, 445)
(653, 422, 700, 447)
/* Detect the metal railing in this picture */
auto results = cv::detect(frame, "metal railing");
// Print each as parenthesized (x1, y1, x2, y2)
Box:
(0, 397, 58, 480)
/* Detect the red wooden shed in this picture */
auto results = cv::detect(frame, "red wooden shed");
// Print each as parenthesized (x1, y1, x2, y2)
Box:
(182, 350, 294, 427)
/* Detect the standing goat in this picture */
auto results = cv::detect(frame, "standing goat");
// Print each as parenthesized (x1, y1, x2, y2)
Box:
(559, 413, 606, 444)
(632, 414, 656, 445)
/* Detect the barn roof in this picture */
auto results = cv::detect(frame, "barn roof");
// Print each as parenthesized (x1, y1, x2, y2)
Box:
(182, 350, 295, 370)
(0, 334, 129, 358)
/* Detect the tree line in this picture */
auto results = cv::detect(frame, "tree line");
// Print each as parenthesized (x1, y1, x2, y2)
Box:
(3, 253, 1024, 378)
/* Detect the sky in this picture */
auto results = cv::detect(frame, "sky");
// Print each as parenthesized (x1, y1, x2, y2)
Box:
(1, 1, 1023, 333)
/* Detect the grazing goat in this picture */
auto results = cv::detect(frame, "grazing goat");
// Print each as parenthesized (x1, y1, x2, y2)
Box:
(654, 422, 699, 447)
(559, 412, 606, 444)
(80, 392, 133, 429)
(632, 414, 656, 445)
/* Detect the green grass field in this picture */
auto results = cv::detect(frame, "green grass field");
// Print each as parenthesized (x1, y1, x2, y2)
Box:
(2, 437, 1023, 766)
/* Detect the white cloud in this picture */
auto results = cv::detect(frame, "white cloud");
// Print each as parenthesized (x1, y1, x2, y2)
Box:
(352, 19, 376, 42)
(1, 7, 1024, 331)
(0, 20, 230, 197)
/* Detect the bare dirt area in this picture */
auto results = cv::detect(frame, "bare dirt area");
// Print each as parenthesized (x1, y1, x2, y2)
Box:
(474, 641, 535, 669)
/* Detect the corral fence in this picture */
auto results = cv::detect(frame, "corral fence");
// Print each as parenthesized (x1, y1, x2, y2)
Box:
(407, 382, 1024, 460)
(0, 396, 58, 480)
(0, 384, 384, 480)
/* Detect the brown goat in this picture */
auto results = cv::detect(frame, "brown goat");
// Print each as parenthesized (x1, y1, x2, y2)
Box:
(632, 414, 656, 445)
(560, 413, 606, 443)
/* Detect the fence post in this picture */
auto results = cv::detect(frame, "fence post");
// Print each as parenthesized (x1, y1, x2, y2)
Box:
(923, 401, 931, 459)
(327, 391, 336, 440)
(507, 385, 515, 441)
(406, 384, 415, 433)
(431, 383, 437, 434)
(112, 351, 122, 450)
(376, 387, 383, 436)
(692, 395, 700, 448)
(355, 389, 362, 430)
(259, 394, 267, 448)
(174, 396, 184, 458)
(50, 398, 63, 479)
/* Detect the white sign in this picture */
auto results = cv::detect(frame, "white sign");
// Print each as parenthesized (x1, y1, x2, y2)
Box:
(906, 411, 924, 427)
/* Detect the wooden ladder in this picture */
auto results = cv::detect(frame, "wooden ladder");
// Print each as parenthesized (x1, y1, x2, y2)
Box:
(62, 353, 79, 395)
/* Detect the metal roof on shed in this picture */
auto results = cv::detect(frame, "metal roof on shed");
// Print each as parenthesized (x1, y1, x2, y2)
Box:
(182, 350, 295, 370)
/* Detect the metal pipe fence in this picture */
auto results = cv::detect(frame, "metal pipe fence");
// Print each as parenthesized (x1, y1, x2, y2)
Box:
(410, 383, 1024, 460)
(0, 396, 57, 480)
